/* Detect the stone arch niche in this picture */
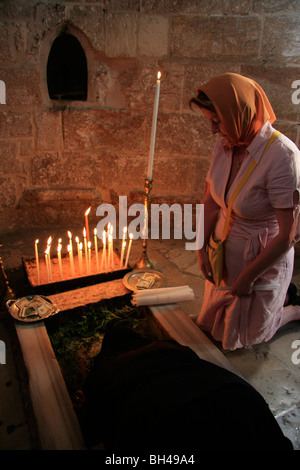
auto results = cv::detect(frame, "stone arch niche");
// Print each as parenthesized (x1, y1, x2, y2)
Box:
(40, 23, 132, 110)
(47, 33, 88, 101)
(40, 23, 94, 108)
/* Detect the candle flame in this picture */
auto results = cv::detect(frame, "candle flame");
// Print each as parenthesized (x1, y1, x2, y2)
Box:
(67, 244, 71, 253)
(35, 239, 39, 244)
(129, 233, 133, 239)
(83, 227, 86, 237)
(47, 236, 52, 245)
(94, 228, 97, 235)
(123, 226, 127, 234)
(79, 242, 83, 250)
(85, 207, 91, 216)
(157, 71, 161, 80)
(122, 241, 126, 247)
(88, 241, 91, 248)
(75, 236, 79, 243)
(68, 231, 72, 239)
(45, 246, 50, 255)
(57, 244, 62, 253)
(58, 238, 62, 243)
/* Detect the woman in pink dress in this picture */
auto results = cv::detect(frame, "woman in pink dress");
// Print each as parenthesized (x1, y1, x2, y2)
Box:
(190, 73, 300, 350)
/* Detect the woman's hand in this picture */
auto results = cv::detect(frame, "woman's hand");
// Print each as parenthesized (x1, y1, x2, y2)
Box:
(197, 248, 215, 284)
(230, 271, 254, 297)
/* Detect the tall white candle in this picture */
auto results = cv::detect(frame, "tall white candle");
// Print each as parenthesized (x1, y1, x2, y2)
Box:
(125, 233, 133, 268)
(110, 224, 114, 269)
(57, 243, 63, 280)
(68, 244, 75, 277)
(44, 246, 51, 282)
(122, 226, 127, 244)
(67, 231, 74, 271)
(79, 242, 83, 275)
(83, 227, 88, 274)
(35, 239, 40, 285)
(46, 237, 52, 281)
(108, 233, 112, 271)
(85, 206, 91, 243)
(88, 241, 92, 274)
(101, 231, 107, 271)
(147, 71, 161, 181)
(94, 228, 99, 272)
(120, 241, 126, 269)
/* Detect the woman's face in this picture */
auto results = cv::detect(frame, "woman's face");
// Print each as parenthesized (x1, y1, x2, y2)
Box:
(201, 108, 231, 144)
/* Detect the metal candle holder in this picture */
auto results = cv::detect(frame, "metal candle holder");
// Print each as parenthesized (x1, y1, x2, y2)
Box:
(135, 178, 155, 269)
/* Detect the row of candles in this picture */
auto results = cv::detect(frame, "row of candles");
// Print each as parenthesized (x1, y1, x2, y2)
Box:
(34, 224, 133, 284)
(32, 70, 162, 285)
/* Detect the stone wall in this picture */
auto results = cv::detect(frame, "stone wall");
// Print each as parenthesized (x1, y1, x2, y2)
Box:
(0, 0, 299, 234)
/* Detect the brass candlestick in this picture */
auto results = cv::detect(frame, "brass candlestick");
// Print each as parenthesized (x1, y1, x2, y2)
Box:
(135, 178, 155, 269)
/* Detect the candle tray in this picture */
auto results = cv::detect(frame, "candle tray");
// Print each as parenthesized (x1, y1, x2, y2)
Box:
(22, 251, 132, 296)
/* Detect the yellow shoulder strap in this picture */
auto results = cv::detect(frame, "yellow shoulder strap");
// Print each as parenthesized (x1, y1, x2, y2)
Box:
(221, 130, 281, 242)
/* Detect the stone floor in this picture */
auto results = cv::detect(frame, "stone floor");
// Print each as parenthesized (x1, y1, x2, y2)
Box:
(0, 226, 299, 449)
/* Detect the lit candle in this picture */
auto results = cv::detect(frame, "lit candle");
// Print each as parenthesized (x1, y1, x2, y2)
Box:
(57, 242, 63, 280)
(83, 227, 88, 274)
(110, 224, 114, 269)
(75, 236, 80, 270)
(68, 231, 75, 276)
(68, 244, 75, 277)
(120, 241, 126, 269)
(125, 233, 133, 268)
(44, 246, 51, 282)
(88, 241, 92, 274)
(94, 228, 100, 272)
(108, 233, 112, 271)
(79, 242, 83, 275)
(46, 237, 52, 281)
(85, 207, 91, 243)
(147, 71, 161, 181)
(101, 231, 107, 271)
(122, 226, 127, 244)
(35, 239, 40, 285)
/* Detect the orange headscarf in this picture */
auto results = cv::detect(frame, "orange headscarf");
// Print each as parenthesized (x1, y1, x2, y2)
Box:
(197, 73, 276, 147)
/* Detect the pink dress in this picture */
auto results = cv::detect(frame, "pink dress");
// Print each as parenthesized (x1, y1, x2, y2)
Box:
(197, 121, 300, 350)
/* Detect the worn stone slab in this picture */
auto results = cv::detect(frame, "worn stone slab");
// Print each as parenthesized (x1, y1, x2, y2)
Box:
(261, 15, 300, 65)
(170, 15, 261, 60)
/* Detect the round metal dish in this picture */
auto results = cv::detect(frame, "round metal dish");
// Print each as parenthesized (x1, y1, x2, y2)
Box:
(123, 268, 166, 292)
(6, 295, 59, 323)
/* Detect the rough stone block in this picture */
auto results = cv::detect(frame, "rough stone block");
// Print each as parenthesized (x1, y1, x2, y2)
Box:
(138, 15, 169, 57)
(34, 110, 63, 151)
(68, 5, 105, 51)
(152, 112, 218, 157)
(0, 176, 16, 208)
(170, 15, 261, 60)
(0, 141, 20, 174)
(0, 68, 42, 106)
(62, 109, 146, 152)
(261, 16, 300, 65)
(0, 111, 32, 138)
(26, 2, 66, 54)
(105, 13, 137, 57)
(18, 188, 102, 228)
(142, 0, 250, 15)
(152, 153, 210, 198)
